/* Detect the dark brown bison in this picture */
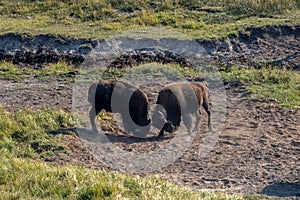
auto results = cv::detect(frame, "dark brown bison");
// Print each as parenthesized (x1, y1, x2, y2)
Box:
(152, 81, 212, 137)
(88, 79, 151, 136)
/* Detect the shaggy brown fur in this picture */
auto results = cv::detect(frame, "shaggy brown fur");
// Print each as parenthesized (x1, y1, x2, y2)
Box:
(153, 81, 212, 137)
(88, 79, 150, 135)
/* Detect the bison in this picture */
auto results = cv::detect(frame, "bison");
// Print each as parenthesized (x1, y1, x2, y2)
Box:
(88, 79, 151, 136)
(152, 81, 212, 137)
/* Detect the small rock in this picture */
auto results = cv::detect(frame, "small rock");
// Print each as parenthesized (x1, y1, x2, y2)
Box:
(56, 86, 65, 90)
(291, 140, 300, 146)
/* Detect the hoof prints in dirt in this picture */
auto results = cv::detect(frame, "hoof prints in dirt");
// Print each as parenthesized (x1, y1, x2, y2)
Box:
(0, 78, 72, 112)
(1, 77, 299, 197)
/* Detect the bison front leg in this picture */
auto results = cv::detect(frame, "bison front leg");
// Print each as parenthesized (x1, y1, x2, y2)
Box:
(158, 129, 165, 137)
(89, 105, 102, 132)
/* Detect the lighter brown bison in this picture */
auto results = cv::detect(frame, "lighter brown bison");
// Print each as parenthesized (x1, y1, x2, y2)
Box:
(152, 81, 212, 137)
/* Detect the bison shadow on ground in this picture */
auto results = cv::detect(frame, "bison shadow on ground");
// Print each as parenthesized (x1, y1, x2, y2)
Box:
(260, 182, 300, 197)
(69, 128, 171, 145)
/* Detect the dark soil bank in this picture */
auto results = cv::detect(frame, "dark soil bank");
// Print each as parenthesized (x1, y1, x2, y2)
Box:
(0, 25, 299, 69)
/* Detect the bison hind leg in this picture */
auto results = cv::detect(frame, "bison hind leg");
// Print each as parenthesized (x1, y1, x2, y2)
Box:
(203, 102, 212, 131)
(182, 113, 195, 135)
(193, 110, 201, 132)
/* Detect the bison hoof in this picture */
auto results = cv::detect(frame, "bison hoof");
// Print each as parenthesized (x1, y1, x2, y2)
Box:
(158, 131, 164, 137)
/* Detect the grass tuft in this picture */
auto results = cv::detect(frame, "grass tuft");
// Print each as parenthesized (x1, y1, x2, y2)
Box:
(0, 62, 28, 80)
(225, 0, 300, 16)
(0, 107, 74, 158)
(221, 66, 300, 108)
(0, 61, 77, 81)
(0, 153, 251, 199)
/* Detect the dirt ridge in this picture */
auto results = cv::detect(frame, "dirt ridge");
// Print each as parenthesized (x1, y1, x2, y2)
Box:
(196, 25, 300, 70)
(0, 25, 299, 69)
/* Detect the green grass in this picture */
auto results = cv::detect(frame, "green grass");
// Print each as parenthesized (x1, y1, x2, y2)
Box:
(0, 0, 299, 39)
(221, 66, 300, 108)
(0, 61, 77, 81)
(0, 107, 74, 158)
(0, 61, 199, 82)
(0, 62, 27, 80)
(225, 0, 300, 16)
(0, 107, 265, 200)
(0, 155, 249, 200)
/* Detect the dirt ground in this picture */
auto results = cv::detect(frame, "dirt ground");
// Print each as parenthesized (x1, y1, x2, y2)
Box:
(0, 76, 299, 197)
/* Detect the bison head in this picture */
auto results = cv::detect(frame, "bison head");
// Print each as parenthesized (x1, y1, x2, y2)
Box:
(152, 106, 176, 133)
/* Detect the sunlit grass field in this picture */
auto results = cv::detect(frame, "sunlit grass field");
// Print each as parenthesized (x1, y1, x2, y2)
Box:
(0, 0, 299, 39)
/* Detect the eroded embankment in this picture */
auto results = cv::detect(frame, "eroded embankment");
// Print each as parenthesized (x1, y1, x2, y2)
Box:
(0, 25, 299, 69)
